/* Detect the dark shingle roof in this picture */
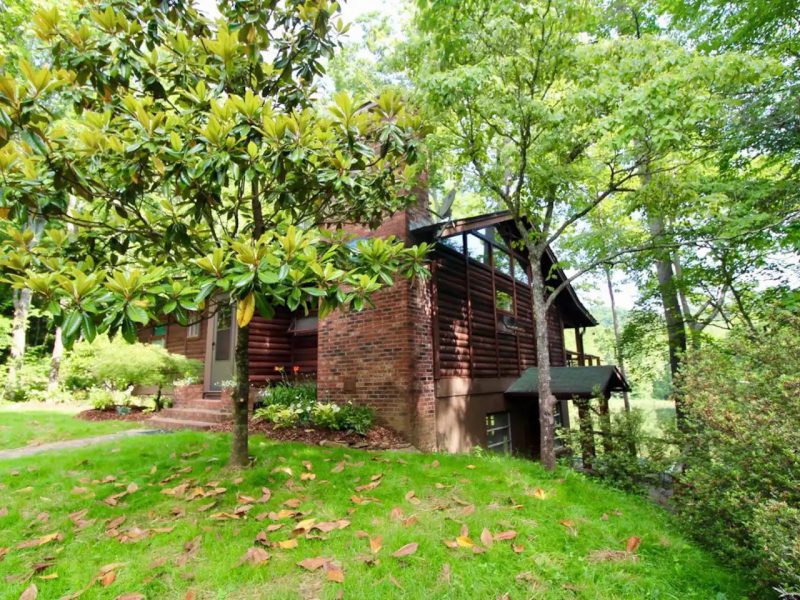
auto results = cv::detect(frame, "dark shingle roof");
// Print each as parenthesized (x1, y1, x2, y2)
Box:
(505, 366, 631, 398)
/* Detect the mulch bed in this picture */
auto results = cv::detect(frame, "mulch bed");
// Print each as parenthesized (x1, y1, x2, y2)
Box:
(76, 406, 152, 423)
(209, 419, 413, 451)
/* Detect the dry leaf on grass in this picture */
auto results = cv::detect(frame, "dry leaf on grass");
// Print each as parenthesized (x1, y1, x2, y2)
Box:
(18, 583, 37, 600)
(17, 532, 62, 549)
(325, 563, 345, 583)
(392, 542, 418, 557)
(240, 547, 270, 566)
(480, 528, 493, 548)
(100, 571, 117, 587)
(369, 535, 382, 554)
(114, 593, 145, 600)
(494, 530, 518, 541)
(297, 556, 331, 571)
(625, 536, 642, 553)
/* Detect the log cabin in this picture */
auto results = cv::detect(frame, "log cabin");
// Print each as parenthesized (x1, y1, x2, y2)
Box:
(140, 200, 628, 458)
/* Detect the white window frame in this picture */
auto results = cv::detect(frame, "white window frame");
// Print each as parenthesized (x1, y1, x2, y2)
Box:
(187, 312, 201, 339)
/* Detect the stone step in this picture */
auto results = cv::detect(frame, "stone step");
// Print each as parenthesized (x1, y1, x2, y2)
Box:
(148, 416, 215, 431)
(159, 408, 231, 424)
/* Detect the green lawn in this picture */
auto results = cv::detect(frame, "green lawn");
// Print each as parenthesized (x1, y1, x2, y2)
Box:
(0, 405, 141, 450)
(0, 431, 749, 599)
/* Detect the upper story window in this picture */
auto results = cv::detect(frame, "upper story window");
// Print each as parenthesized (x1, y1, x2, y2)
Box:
(495, 289, 514, 314)
(514, 261, 529, 285)
(494, 248, 512, 277)
(466, 233, 490, 265)
(439, 235, 464, 254)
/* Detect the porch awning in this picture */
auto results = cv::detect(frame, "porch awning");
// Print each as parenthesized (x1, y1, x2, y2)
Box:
(505, 366, 631, 399)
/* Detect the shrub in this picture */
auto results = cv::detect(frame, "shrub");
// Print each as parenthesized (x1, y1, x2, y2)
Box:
(88, 388, 116, 411)
(0, 353, 50, 402)
(254, 383, 374, 434)
(338, 402, 374, 435)
(61, 335, 200, 408)
(673, 309, 800, 589)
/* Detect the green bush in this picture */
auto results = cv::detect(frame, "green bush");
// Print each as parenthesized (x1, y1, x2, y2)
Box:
(61, 335, 200, 407)
(310, 402, 341, 429)
(88, 388, 116, 411)
(673, 308, 800, 589)
(338, 402, 374, 435)
(256, 404, 301, 429)
(0, 352, 50, 402)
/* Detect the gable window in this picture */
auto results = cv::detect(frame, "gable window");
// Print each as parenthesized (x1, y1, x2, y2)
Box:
(514, 261, 530, 285)
(486, 412, 512, 454)
(466, 233, 490, 265)
(495, 289, 514, 314)
(439, 234, 464, 254)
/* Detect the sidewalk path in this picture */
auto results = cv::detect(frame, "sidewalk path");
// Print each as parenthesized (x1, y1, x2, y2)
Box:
(0, 429, 165, 460)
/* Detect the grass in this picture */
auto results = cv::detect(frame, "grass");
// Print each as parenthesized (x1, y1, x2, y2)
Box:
(0, 404, 140, 450)
(0, 430, 749, 599)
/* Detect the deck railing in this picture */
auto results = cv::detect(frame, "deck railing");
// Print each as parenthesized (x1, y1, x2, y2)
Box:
(565, 349, 602, 367)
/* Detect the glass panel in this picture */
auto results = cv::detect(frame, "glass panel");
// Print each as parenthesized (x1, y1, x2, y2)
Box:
(466, 233, 490, 265)
(494, 249, 511, 276)
(486, 412, 512, 454)
(514, 261, 530, 285)
(292, 316, 318, 333)
(439, 234, 464, 254)
(153, 324, 167, 337)
(215, 304, 232, 361)
(187, 313, 201, 338)
(496, 289, 513, 313)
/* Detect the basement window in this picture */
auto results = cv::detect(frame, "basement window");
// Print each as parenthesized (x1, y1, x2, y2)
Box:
(486, 412, 512, 454)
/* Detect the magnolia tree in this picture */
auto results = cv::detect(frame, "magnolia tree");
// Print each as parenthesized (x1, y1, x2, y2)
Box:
(0, 0, 427, 465)
(408, 0, 770, 468)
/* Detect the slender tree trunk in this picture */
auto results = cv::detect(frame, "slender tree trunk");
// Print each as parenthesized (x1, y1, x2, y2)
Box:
(529, 261, 557, 470)
(575, 398, 595, 470)
(47, 325, 63, 393)
(605, 267, 630, 412)
(230, 323, 250, 466)
(6, 288, 32, 399)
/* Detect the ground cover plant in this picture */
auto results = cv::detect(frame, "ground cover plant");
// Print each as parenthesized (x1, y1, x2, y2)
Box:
(0, 431, 748, 599)
(0, 406, 139, 451)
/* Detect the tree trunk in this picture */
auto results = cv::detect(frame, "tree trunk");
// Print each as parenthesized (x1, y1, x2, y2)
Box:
(529, 262, 557, 470)
(605, 267, 630, 412)
(48, 326, 63, 393)
(230, 323, 250, 467)
(575, 399, 595, 470)
(6, 288, 32, 398)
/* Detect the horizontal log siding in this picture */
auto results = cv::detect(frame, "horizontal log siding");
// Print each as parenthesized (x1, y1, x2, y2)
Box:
(247, 309, 318, 383)
(435, 246, 565, 379)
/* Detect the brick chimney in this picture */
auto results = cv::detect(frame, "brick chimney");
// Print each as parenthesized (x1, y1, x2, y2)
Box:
(316, 191, 437, 450)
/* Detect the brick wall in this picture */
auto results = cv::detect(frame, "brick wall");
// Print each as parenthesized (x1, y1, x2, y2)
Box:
(317, 200, 437, 450)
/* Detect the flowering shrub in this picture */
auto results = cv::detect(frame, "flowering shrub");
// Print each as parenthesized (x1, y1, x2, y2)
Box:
(254, 382, 374, 434)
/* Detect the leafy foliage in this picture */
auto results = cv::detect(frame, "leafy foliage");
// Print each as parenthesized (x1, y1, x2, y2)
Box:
(673, 307, 800, 588)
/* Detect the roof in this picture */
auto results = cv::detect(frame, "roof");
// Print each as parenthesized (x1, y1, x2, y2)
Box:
(505, 366, 631, 399)
(411, 210, 597, 327)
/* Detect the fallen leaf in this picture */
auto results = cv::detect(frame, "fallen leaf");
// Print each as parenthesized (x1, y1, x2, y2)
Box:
(240, 547, 269, 566)
(403, 515, 418, 527)
(126, 482, 138, 494)
(389, 575, 403, 589)
(480, 528, 493, 548)
(297, 556, 330, 571)
(17, 532, 63, 549)
(355, 480, 381, 492)
(100, 571, 116, 587)
(266, 524, 284, 532)
(19, 583, 37, 600)
(369, 535, 382, 554)
(0, 547, 9, 561)
(405, 491, 420, 505)
(277, 539, 298, 549)
(283, 498, 302, 508)
(39, 573, 58, 580)
(456, 536, 474, 548)
(196, 502, 216, 513)
(392, 542, 418, 557)
(513, 544, 524, 553)
(100, 563, 127, 574)
(431, 460, 440, 468)
(532, 488, 547, 500)
(494, 530, 518, 541)
(257, 488, 271, 503)
(460, 505, 475, 516)
(326, 563, 344, 583)
(625, 536, 642, 553)
(209, 512, 239, 521)
(0, 507, 7, 517)
(107, 516, 126, 531)
(300, 472, 316, 481)
(331, 461, 345, 473)
(466, 464, 476, 470)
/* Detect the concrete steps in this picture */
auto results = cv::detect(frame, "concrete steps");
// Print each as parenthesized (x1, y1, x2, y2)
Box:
(148, 416, 216, 431)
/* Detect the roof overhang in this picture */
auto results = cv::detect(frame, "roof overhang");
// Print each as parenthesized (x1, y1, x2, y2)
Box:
(505, 366, 631, 399)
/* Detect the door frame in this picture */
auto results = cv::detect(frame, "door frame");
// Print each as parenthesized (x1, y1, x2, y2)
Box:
(204, 298, 238, 393)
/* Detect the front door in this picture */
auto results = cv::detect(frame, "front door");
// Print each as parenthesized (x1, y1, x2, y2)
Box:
(208, 302, 236, 391)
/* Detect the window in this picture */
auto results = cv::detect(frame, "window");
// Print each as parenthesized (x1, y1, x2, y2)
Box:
(152, 324, 167, 347)
(289, 315, 318, 334)
(514, 261, 530, 285)
(494, 248, 512, 277)
(187, 312, 201, 338)
(439, 234, 464, 254)
(466, 233, 490, 265)
(495, 289, 513, 314)
(486, 412, 512, 454)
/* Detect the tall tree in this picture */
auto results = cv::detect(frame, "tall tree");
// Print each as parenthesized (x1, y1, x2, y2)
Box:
(0, 0, 426, 465)
(406, 0, 771, 464)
